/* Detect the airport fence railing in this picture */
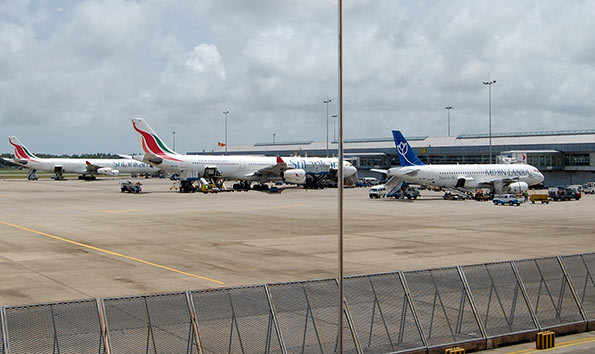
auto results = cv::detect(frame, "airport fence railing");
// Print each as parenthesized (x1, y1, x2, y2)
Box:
(1, 252, 593, 354)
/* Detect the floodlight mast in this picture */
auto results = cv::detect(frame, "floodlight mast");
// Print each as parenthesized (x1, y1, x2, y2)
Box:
(337, 0, 344, 353)
(445, 106, 453, 137)
(482, 80, 496, 163)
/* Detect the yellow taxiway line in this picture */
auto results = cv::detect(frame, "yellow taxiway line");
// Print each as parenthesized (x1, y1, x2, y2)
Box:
(0, 220, 224, 285)
(504, 336, 595, 354)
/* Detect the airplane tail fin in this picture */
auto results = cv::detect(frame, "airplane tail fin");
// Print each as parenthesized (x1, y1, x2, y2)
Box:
(130, 118, 180, 159)
(8, 136, 39, 161)
(392, 130, 425, 166)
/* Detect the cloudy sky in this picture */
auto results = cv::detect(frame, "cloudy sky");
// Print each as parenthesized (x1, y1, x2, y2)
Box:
(1, 0, 594, 154)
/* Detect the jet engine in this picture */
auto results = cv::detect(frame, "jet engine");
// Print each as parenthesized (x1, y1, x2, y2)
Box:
(507, 181, 528, 194)
(97, 168, 120, 176)
(281, 169, 306, 184)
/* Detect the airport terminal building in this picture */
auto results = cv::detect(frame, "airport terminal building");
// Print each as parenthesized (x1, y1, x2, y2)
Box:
(191, 129, 595, 187)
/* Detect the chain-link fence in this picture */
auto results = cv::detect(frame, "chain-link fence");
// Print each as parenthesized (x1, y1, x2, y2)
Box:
(268, 279, 359, 354)
(514, 257, 584, 329)
(190, 285, 283, 354)
(1, 253, 593, 353)
(2, 299, 104, 354)
(102, 292, 199, 354)
(561, 253, 595, 321)
(462, 262, 537, 337)
(402, 267, 483, 348)
(343, 272, 425, 354)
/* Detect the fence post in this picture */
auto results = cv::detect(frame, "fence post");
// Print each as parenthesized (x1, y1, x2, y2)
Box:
(1, 307, 8, 354)
(457, 266, 488, 339)
(185, 291, 204, 354)
(264, 284, 287, 354)
(399, 272, 429, 350)
(94, 299, 110, 354)
(511, 261, 541, 330)
(334, 278, 363, 354)
(557, 256, 588, 322)
(98, 299, 112, 354)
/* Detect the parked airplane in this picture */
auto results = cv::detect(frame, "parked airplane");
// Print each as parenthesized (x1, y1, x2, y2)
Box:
(4, 136, 156, 180)
(373, 130, 544, 195)
(130, 117, 357, 192)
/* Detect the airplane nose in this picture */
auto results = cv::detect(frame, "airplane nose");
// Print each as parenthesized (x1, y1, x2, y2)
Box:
(344, 165, 357, 176)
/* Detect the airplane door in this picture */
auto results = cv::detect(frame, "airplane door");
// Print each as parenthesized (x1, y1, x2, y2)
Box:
(240, 160, 247, 170)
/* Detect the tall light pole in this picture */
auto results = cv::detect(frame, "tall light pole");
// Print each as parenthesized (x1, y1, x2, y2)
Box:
(444, 106, 453, 137)
(331, 114, 338, 142)
(272, 133, 276, 143)
(337, 0, 345, 351)
(222, 110, 229, 155)
(482, 80, 496, 163)
(323, 98, 332, 157)
(172, 131, 176, 151)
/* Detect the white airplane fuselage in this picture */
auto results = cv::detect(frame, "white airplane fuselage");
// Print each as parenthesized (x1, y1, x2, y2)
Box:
(9, 158, 155, 175)
(389, 163, 544, 189)
(138, 154, 356, 181)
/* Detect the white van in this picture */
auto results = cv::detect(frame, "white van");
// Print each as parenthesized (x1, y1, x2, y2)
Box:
(369, 185, 387, 199)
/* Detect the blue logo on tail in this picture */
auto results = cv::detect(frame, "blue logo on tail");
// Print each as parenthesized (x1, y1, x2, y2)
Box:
(392, 130, 425, 166)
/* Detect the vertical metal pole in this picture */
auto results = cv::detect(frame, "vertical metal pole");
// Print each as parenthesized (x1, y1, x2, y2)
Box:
(50, 305, 61, 354)
(457, 266, 487, 339)
(557, 256, 588, 322)
(337, 0, 345, 352)
(223, 110, 229, 155)
(185, 291, 204, 354)
(511, 261, 541, 330)
(96, 299, 111, 354)
(264, 285, 287, 354)
(325, 99, 330, 158)
(488, 83, 492, 164)
(1, 307, 8, 354)
(448, 109, 450, 137)
(399, 272, 429, 349)
(483, 80, 495, 164)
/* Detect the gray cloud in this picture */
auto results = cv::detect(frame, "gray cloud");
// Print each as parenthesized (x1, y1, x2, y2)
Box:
(1, 0, 594, 154)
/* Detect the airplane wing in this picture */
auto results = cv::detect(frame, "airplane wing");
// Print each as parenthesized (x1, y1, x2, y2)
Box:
(391, 166, 422, 177)
(477, 176, 528, 188)
(131, 153, 163, 165)
(244, 156, 286, 179)
(370, 168, 388, 175)
(85, 161, 101, 173)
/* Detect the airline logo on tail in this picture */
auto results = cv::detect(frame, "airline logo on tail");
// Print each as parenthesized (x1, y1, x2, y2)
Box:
(8, 136, 39, 162)
(392, 130, 425, 167)
(131, 118, 182, 162)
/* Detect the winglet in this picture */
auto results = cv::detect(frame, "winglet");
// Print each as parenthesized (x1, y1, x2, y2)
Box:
(392, 130, 425, 167)
(86, 160, 92, 166)
(276, 156, 285, 164)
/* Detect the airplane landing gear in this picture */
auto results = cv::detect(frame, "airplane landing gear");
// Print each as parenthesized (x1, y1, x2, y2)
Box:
(27, 169, 38, 180)
(180, 180, 197, 193)
(233, 180, 251, 191)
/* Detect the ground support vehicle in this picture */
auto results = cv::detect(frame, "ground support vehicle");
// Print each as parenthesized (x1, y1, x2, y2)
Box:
(493, 194, 524, 206)
(392, 186, 420, 199)
(443, 190, 470, 200)
(548, 186, 581, 201)
(120, 181, 142, 193)
(529, 194, 550, 204)
(369, 185, 387, 199)
(583, 182, 595, 194)
(474, 190, 491, 201)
